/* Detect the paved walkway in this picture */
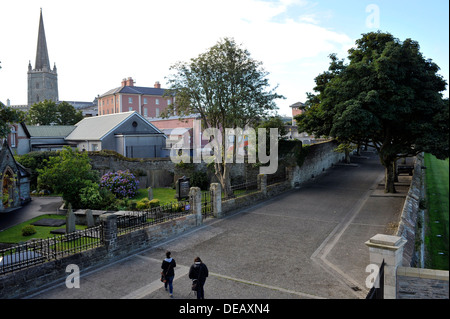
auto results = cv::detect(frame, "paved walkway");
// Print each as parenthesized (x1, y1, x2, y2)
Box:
(25, 151, 407, 299)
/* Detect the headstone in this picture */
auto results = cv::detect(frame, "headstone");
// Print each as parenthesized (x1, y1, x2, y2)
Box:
(147, 187, 153, 200)
(66, 204, 76, 234)
(85, 209, 95, 228)
(176, 176, 190, 200)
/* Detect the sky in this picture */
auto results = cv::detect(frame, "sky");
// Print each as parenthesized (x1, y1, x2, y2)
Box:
(0, 0, 448, 117)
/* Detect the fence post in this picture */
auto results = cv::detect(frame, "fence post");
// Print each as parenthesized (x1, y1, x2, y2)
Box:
(365, 234, 407, 299)
(189, 187, 202, 226)
(210, 183, 222, 218)
(100, 213, 118, 252)
(258, 174, 267, 196)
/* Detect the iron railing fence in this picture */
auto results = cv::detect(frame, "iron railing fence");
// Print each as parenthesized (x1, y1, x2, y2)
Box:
(117, 200, 192, 234)
(0, 225, 103, 276)
(366, 260, 385, 299)
(223, 180, 259, 200)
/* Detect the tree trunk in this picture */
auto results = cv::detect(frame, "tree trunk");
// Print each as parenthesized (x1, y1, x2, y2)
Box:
(345, 149, 351, 164)
(384, 160, 397, 193)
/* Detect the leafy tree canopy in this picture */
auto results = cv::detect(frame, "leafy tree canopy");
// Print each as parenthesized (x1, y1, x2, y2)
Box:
(296, 31, 448, 193)
(27, 100, 83, 125)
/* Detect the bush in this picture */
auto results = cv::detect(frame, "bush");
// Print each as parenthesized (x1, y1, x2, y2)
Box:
(136, 198, 160, 210)
(100, 170, 139, 199)
(22, 225, 37, 236)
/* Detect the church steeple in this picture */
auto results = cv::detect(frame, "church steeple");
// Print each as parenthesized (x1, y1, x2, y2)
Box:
(34, 8, 50, 71)
(28, 9, 58, 106)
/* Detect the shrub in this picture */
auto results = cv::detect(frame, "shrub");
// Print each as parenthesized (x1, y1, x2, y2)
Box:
(100, 170, 139, 199)
(149, 199, 160, 208)
(22, 225, 37, 236)
(136, 198, 151, 210)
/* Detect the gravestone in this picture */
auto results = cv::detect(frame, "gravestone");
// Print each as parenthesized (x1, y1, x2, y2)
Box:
(175, 176, 190, 200)
(147, 187, 153, 200)
(85, 209, 95, 227)
(66, 204, 76, 234)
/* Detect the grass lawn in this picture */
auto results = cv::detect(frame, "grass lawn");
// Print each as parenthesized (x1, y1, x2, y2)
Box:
(0, 214, 87, 244)
(133, 187, 177, 205)
(424, 154, 449, 270)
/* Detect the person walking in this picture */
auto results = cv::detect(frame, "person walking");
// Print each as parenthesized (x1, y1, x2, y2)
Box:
(189, 256, 208, 299)
(161, 251, 176, 298)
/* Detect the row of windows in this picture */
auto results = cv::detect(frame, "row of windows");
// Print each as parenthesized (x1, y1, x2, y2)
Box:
(102, 97, 172, 106)
(101, 107, 160, 117)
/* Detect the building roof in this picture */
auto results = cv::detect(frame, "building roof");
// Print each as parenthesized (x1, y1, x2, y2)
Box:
(290, 102, 305, 108)
(65, 111, 164, 141)
(34, 9, 50, 71)
(27, 125, 75, 137)
(99, 86, 171, 98)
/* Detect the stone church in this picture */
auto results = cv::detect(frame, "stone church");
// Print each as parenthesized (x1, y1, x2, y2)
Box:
(27, 9, 59, 106)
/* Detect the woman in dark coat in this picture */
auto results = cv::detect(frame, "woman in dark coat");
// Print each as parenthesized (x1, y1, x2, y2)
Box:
(188, 256, 209, 299)
(161, 251, 176, 297)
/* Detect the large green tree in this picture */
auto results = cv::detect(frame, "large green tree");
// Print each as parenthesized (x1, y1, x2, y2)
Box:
(27, 100, 83, 125)
(164, 37, 284, 196)
(1, 62, 25, 138)
(296, 32, 448, 193)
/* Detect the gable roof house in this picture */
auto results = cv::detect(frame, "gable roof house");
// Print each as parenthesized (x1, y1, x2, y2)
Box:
(65, 111, 168, 158)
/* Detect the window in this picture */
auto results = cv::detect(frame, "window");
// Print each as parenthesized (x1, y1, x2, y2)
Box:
(91, 144, 99, 151)
(10, 126, 16, 147)
(143, 108, 148, 116)
(167, 99, 172, 105)
(155, 108, 160, 117)
(155, 98, 159, 105)
(144, 98, 148, 104)
(129, 107, 133, 112)
(128, 97, 133, 104)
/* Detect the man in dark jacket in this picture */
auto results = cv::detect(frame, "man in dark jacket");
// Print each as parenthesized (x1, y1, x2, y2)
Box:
(161, 251, 176, 297)
(189, 256, 209, 299)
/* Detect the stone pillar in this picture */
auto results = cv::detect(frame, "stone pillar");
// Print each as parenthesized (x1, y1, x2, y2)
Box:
(100, 213, 118, 252)
(257, 174, 267, 196)
(365, 234, 407, 299)
(189, 187, 202, 226)
(210, 183, 222, 218)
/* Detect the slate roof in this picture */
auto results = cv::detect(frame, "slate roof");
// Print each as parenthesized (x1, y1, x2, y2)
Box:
(27, 125, 76, 137)
(65, 111, 164, 141)
(99, 86, 171, 98)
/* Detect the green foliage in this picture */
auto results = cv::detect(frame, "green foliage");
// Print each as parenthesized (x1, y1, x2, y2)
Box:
(297, 31, 449, 192)
(27, 100, 83, 125)
(99, 170, 139, 199)
(0, 101, 25, 138)
(136, 198, 161, 210)
(37, 147, 99, 208)
(15, 151, 57, 190)
(21, 225, 37, 237)
(190, 171, 209, 190)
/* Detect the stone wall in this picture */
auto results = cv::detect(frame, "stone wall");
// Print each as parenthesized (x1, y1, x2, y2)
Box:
(397, 267, 449, 299)
(395, 153, 425, 267)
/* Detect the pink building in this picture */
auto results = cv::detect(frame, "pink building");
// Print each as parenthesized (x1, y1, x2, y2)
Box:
(290, 101, 304, 125)
(98, 77, 174, 118)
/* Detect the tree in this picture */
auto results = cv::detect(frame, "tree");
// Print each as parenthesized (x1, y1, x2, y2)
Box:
(27, 100, 83, 125)
(296, 31, 448, 193)
(56, 101, 84, 125)
(37, 147, 99, 208)
(164, 38, 284, 196)
(27, 100, 59, 125)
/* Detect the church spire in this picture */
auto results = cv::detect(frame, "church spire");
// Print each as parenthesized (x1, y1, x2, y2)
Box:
(34, 8, 50, 71)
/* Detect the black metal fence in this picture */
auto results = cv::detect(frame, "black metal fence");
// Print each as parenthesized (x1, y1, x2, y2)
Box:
(0, 226, 103, 275)
(223, 180, 259, 200)
(202, 190, 213, 219)
(117, 200, 192, 234)
(366, 260, 385, 299)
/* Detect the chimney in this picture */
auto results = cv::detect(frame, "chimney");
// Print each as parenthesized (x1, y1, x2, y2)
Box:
(6, 99, 10, 106)
(121, 78, 127, 87)
(154, 81, 161, 89)
(126, 77, 134, 86)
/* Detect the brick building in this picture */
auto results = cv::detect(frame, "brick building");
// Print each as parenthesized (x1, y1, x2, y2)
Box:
(98, 78, 174, 118)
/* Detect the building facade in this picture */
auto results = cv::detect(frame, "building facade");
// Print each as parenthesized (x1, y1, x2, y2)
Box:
(27, 9, 58, 106)
(98, 78, 174, 118)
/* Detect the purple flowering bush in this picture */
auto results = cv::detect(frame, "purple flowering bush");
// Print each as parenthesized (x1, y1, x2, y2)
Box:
(100, 170, 139, 199)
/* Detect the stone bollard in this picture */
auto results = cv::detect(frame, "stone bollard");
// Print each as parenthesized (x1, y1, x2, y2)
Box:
(365, 234, 407, 299)
(257, 174, 267, 196)
(189, 187, 202, 226)
(210, 183, 222, 218)
(100, 213, 118, 252)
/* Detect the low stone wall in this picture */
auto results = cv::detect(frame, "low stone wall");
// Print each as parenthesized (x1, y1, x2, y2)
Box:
(396, 154, 425, 266)
(0, 214, 198, 299)
(397, 267, 449, 299)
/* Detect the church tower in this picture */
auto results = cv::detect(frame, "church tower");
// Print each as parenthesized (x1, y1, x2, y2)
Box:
(27, 9, 58, 106)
